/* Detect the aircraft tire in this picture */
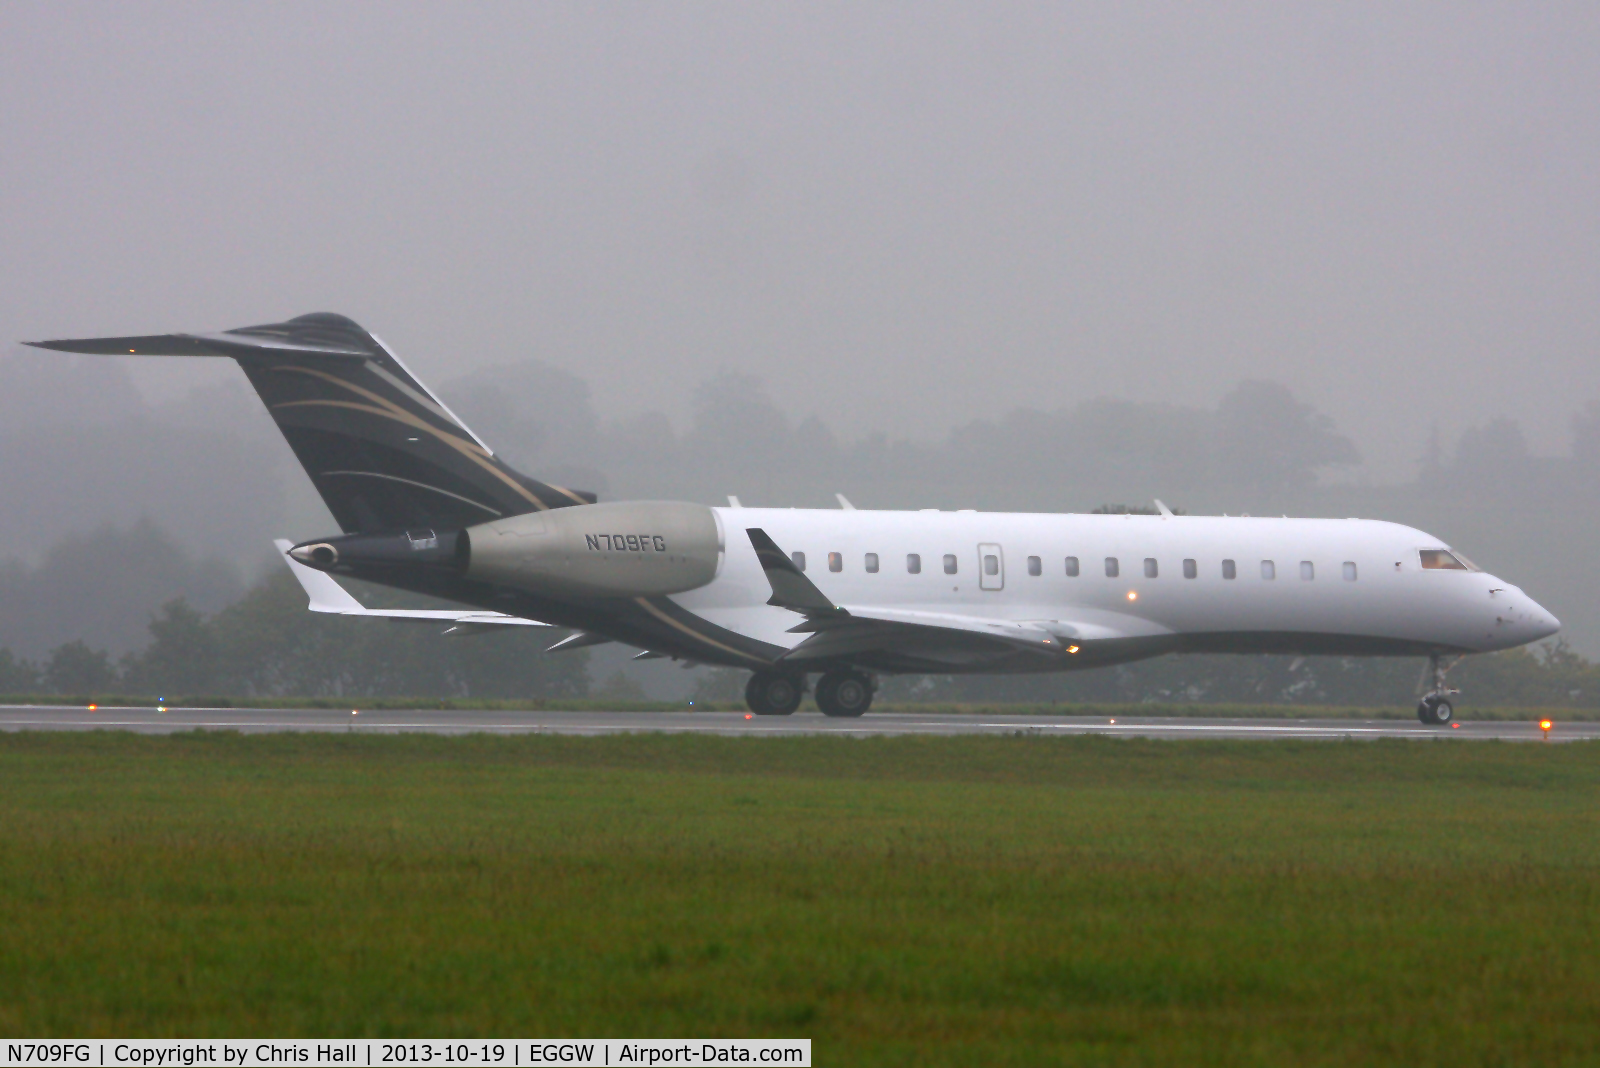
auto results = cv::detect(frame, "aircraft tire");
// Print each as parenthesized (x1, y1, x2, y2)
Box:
(817, 671, 873, 717)
(1416, 695, 1453, 726)
(746, 672, 802, 716)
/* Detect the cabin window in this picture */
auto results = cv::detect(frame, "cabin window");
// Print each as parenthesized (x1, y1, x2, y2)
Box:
(829, 552, 843, 573)
(1222, 559, 1236, 580)
(944, 554, 958, 575)
(791, 551, 806, 572)
(1144, 558, 1158, 578)
(1343, 561, 1357, 581)
(865, 552, 879, 574)
(984, 554, 1000, 576)
(1420, 549, 1469, 571)
(907, 553, 921, 574)
(1261, 560, 1276, 580)
(1065, 556, 1080, 577)
(1300, 561, 1314, 581)
(1183, 558, 1197, 579)
(1105, 557, 1120, 578)
(1027, 555, 1041, 576)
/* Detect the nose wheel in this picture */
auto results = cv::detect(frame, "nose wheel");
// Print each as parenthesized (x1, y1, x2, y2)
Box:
(1416, 654, 1462, 726)
(1417, 694, 1454, 726)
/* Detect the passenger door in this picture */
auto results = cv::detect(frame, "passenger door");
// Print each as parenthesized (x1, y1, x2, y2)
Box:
(978, 543, 1005, 591)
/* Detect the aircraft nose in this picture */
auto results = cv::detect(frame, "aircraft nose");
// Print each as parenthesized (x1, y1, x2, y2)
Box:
(1480, 581, 1561, 650)
(1527, 599, 1562, 642)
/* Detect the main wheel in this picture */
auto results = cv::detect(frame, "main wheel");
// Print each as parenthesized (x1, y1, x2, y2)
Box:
(1416, 695, 1454, 726)
(746, 672, 803, 716)
(816, 671, 873, 717)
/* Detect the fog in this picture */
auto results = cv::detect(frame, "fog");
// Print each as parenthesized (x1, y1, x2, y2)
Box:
(3, 4, 1598, 670)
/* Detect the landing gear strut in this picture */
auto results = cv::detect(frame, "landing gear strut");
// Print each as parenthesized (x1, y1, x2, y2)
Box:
(815, 671, 874, 717)
(745, 671, 804, 716)
(1417, 654, 1462, 726)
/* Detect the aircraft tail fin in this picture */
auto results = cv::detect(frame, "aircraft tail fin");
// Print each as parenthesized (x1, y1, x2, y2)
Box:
(29, 313, 595, 532)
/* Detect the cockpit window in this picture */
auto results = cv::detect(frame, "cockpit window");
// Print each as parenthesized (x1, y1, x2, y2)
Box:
(1419, 549, 1470, 571)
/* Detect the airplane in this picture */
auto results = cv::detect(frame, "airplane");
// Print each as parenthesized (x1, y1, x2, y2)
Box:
(27, 312, 1561, 725)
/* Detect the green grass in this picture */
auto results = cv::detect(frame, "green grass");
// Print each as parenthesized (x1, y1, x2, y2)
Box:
(1, 732, 1598, 1065)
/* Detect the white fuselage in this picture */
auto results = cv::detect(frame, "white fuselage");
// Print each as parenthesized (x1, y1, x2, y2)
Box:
(674, 508, 1559, 666)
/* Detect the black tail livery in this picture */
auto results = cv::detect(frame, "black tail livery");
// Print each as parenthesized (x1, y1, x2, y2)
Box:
(28, 313, 595, 533)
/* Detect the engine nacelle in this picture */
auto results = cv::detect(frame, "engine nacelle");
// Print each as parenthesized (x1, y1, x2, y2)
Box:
(463, 500, 722, 598)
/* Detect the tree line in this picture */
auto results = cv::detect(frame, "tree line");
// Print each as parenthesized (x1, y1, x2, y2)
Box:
(0, 570, 588, 700)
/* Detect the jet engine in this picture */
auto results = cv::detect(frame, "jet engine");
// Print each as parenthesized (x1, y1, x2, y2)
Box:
(289, 500, 723, 599)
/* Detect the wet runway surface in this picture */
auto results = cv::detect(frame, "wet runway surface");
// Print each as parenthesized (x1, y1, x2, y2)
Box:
(0, 705, 1590, 741)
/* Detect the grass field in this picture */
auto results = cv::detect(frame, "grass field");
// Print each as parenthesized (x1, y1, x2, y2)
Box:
(1, 732, 1597, 1065)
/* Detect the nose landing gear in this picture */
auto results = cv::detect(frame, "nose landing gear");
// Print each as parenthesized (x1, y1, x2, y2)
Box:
(1417, 654, 1462, 726)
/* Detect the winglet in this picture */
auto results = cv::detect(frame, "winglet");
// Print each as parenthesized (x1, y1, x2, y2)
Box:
(1154, 499, 1174, 517)
(746, 528, 841, 615)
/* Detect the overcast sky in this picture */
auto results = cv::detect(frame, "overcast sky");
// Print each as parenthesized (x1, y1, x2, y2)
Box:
(4, 2, 1596, 480)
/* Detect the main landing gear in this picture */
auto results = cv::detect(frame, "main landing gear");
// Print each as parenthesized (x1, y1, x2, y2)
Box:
(1417, 653, 1463, 726)
(815, 671, 874, 718)
(742, 670, 876, 717)
(745, 671, 804, 716)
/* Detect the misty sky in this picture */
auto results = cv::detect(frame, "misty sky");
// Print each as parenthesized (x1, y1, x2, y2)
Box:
(4, 2, 1597, 479)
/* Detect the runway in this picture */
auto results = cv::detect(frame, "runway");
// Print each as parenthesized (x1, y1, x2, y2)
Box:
(0, 705, 1590, 741)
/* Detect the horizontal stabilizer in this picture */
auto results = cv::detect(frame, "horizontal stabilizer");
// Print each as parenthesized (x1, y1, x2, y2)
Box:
(30, 314, 596, 533)
(27, 332, 368, 359)
(275, 539, 546, 627)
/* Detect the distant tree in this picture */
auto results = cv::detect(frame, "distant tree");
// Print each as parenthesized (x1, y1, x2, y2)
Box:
(592, 671, 648, 703)
(42, 640, 118, 694)
(1213, 381, 1360, 493)
(121, 598, 220, 695)
(1451, 418, 1530, 474)
(443, 361, 609, 497)
(0, 648, 38, 693)
(679, 372, 800, 505)
(0, 518, 242, 659)
(205, 571, 589, 700)
(691, 668, 748, 705)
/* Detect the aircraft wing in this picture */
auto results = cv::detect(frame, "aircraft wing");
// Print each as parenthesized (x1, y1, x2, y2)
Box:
(274, 539, 547, 628)
(745, 528, 1170, 668)
(780, 605, 1068, 663)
